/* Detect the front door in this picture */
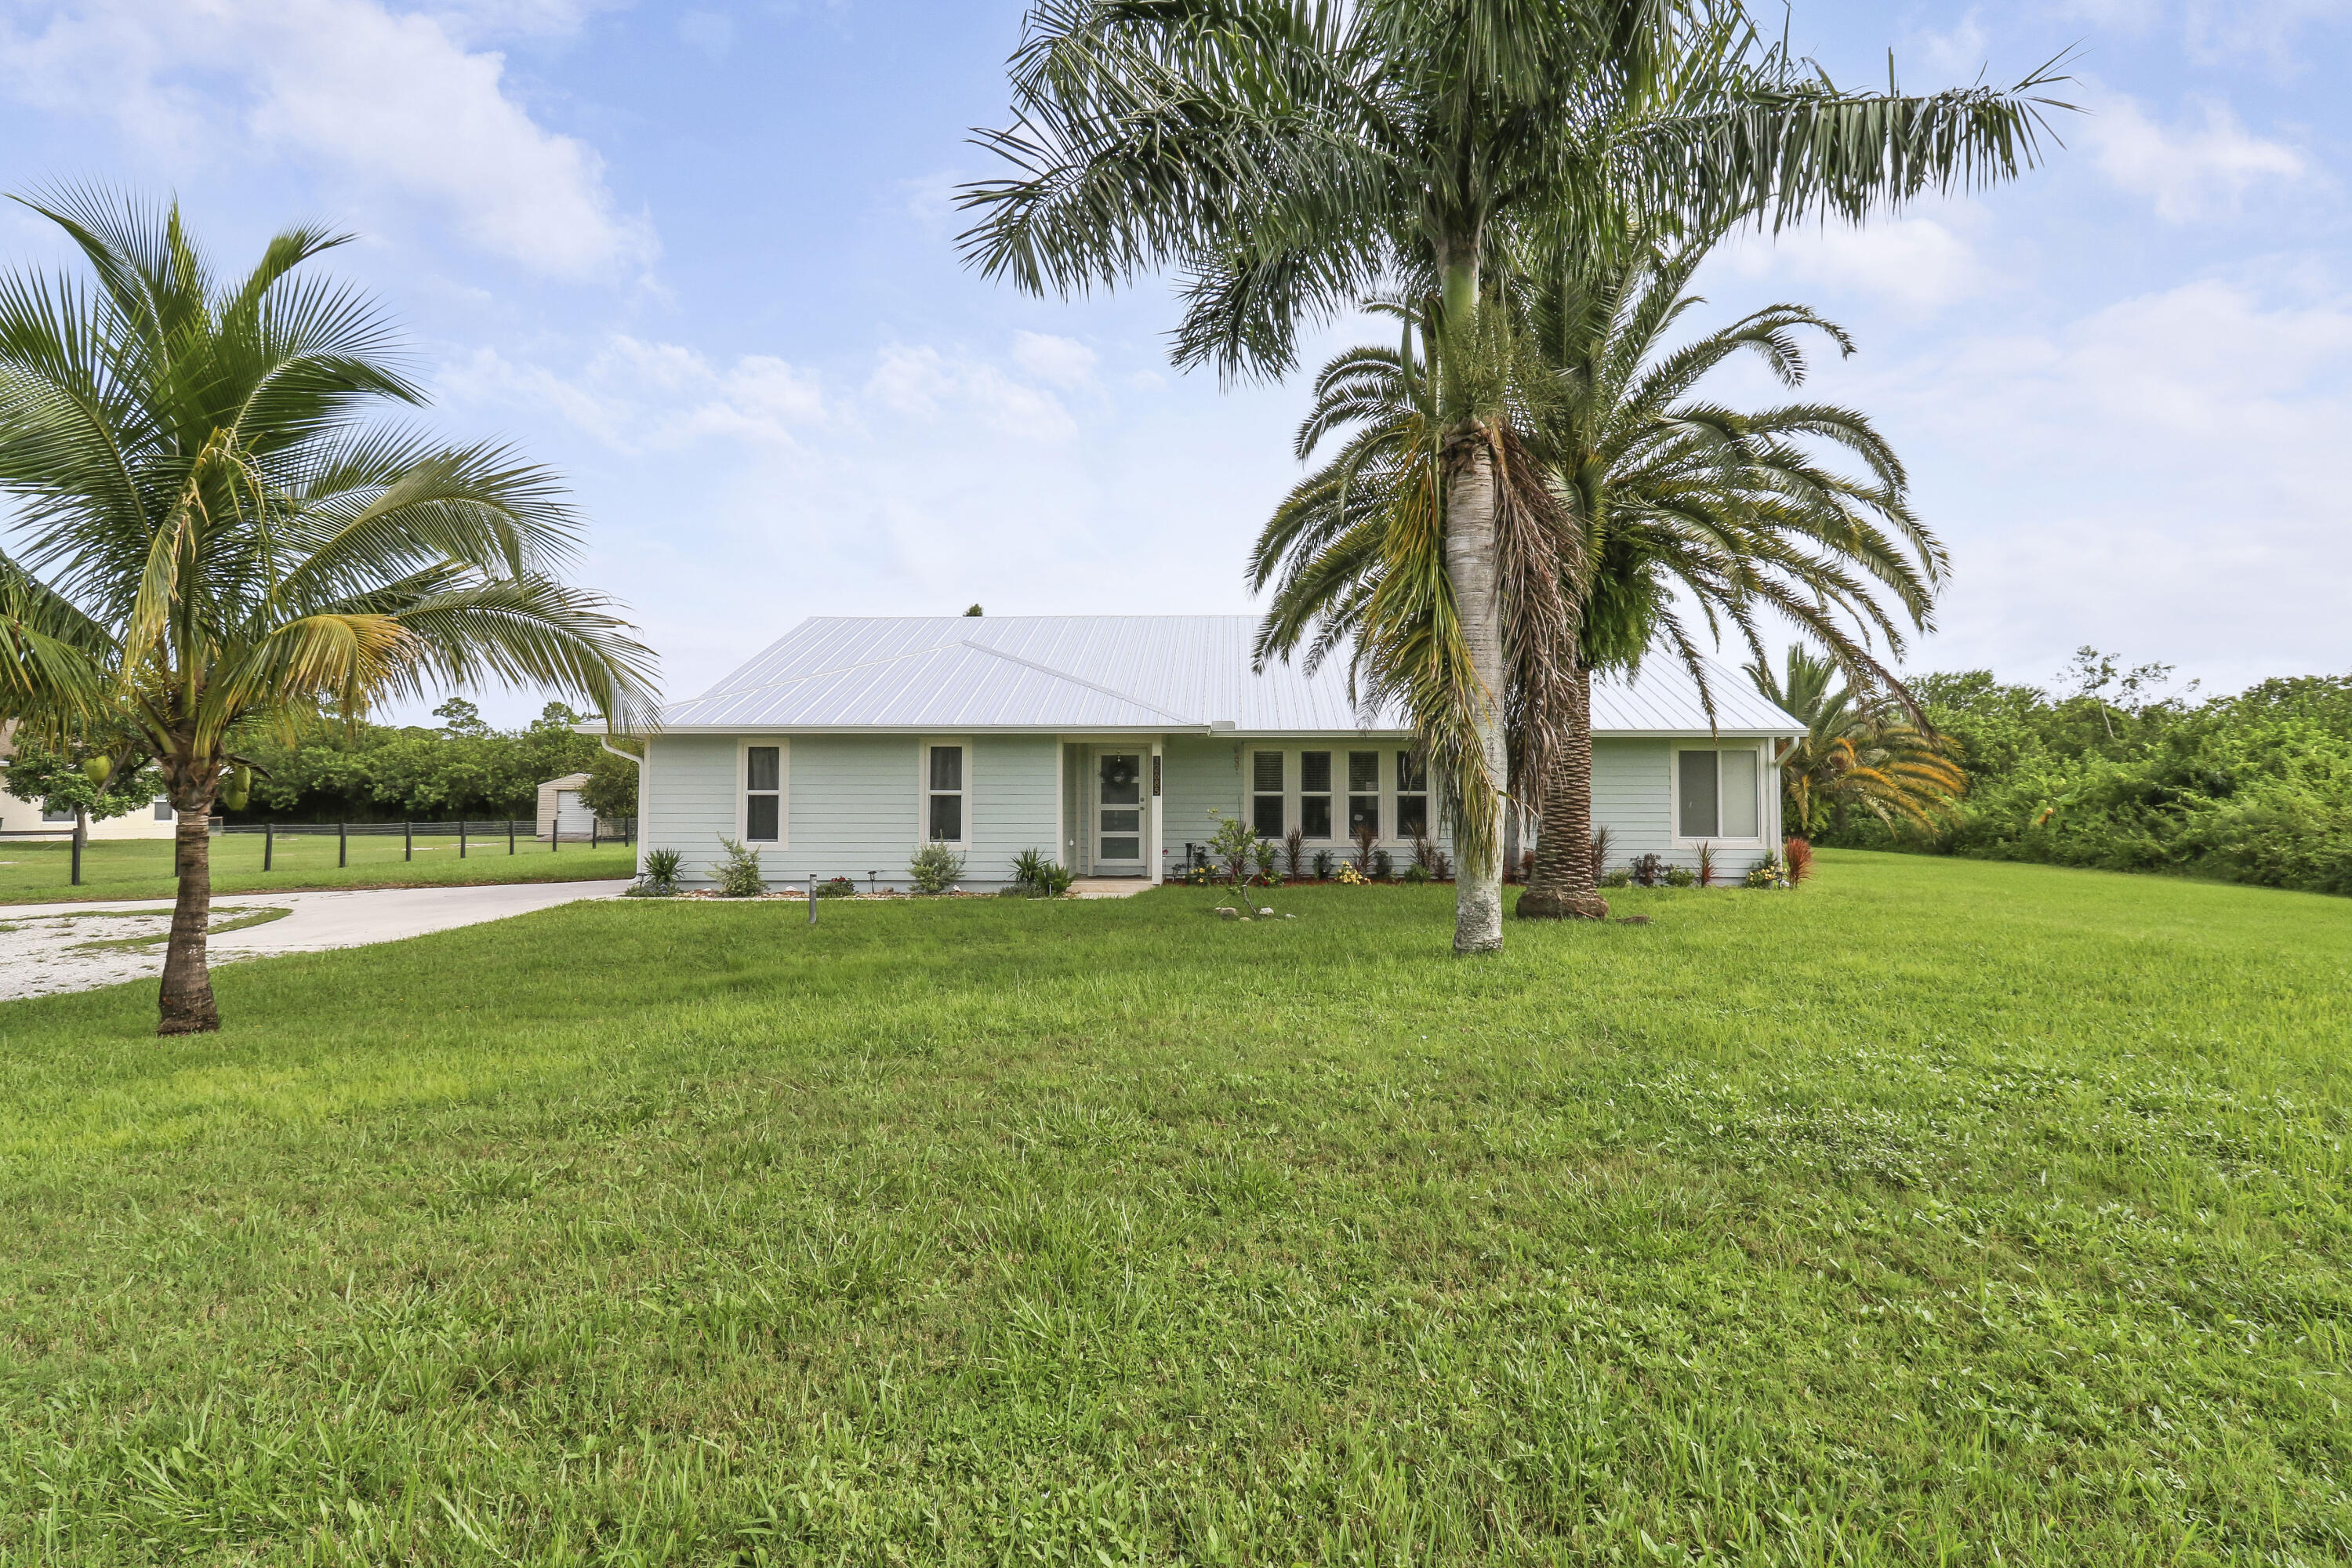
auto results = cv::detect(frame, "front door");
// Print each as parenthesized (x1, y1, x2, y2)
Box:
(1093, 751, 1146, 876)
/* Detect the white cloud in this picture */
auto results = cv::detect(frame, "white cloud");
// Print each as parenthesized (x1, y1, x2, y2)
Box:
(1714, 212, 1987, 312)
(1011, 332, 1098, 390)
(1867, 279, 2352, 688)
(0, 0, 655, 279)
(866, 344, 1078, 440)
(2082, 92, 2307, 220)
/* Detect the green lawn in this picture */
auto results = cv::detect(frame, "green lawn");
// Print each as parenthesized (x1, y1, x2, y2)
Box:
(2, 851, 2347, 1565)
(0, 833, 637, 905)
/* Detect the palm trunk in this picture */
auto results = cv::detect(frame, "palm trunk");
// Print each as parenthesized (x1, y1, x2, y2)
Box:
(1517, 663, 1609, 920)
(1444, 431, 1506, 954)
(158, 797, 219, 1035)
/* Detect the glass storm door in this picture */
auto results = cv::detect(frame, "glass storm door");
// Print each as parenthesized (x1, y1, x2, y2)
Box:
(1094, 751, 1146, 874)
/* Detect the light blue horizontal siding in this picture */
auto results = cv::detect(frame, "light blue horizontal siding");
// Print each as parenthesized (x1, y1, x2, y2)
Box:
(1161, 736, 1240, 866)
(1588, 738, 1777, 877)
(644, 734, 1054, 890)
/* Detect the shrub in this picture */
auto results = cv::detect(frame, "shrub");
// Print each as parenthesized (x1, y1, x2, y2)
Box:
(908, 840, 964, 894)
(1371, 847, 1393, 880)
(1589, 826, 1611, 883)
(1599, 866, 1632, 889)
(1401, 862, 1432, 884)
(1254, 838, 1283, 884)
(1283, 826, 1307, 879)
(1628, 852, 1667, 887)
(712, 836, 767, 897)
(818, 876, 857, 898)
(1335, 862, 1368, 885)
(1011, 848, 1074, 897)
(627, 847, 683, 897)
(1311, 848, 1335, 880)
(1784, 837, 1815, 883)
(1745, 856, 1793, 890)
(1695, 841, 1718, 887)
(1665, 863, 1696, 888)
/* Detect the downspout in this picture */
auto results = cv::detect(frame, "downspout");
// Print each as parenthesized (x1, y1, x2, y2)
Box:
(600, 736, 643, 867)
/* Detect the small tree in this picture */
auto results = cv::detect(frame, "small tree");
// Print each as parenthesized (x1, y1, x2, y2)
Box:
(2, 728, 162, 861)
(1204, 810, 1259, 887)
(579, 745, 640, 820)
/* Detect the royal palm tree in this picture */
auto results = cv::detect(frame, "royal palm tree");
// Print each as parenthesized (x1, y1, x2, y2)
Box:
(1254, 234, 1944, 920)
(0, 191, 655, 1035)
(960, 0, 2063, 953)
(1748, 642, 1964, 837)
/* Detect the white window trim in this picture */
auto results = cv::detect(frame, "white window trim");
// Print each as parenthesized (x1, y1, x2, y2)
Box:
(918, 738, 971, 847)
(739, 738, 789, 848)
(1671, 742, 1767, 844)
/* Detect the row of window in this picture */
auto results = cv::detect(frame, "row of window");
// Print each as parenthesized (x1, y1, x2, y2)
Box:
(1250, 749, 1429, 841)
(736, 742, 1769, 848)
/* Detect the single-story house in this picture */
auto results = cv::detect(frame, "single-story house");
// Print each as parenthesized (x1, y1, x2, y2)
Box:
(629, 615, 1801, 892)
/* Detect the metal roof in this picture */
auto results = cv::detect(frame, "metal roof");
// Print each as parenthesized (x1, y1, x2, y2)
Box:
(651, 615, 1800, 737)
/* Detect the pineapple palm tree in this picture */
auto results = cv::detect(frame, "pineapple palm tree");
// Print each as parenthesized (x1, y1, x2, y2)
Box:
(960, 0, 2063, 953)
(1254, 234, 1944, 920)
(0, 191, 655, 1035)
(1748, 642, 1965, 837)
(1514, 232, 1943, 916)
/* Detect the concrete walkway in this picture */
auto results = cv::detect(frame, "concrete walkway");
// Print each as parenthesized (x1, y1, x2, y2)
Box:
(0, 879, 633, 1003)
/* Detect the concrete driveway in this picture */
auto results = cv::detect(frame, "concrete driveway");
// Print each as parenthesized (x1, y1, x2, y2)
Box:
(0, 879, 633, 1003)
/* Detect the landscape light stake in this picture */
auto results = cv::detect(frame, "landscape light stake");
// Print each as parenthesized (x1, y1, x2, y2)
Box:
(338, 822, 347, 869)
(867, 870, 877, 895)
(263, 822, 273, 872)
(404, 821, 412, 862)
(808, 874, 817, 925)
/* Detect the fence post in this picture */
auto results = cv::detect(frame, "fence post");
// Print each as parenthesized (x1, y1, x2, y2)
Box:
(339, 822, 347, 869)
(553, 816, 560, 853)
(627, 817, 635, 848)
(71, 831, 82, 887)
(405, 821, 412, 862)
(508, 819, 516, 855)
(264, 821, 273, 873)
(808, 873, 817, 925)
(591, 817, 599, 850)
(459, 819, 467, 859)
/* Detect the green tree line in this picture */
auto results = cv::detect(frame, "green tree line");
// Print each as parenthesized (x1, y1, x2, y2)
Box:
(225, 699, 637, 825)
(1820, 650, 2352, 896)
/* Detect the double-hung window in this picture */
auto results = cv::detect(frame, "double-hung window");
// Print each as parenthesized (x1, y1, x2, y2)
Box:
(1299, 751, 1333, 838)
(1395, 750, 1429, 838)
(927, 744, 967, 843)
(1347, 750, 1381, 838)
(744, 744, 784, 842)
(1676, 746, 1760, 840)
(1251, 751, 1286, 837)
(153, 799, 175, 822)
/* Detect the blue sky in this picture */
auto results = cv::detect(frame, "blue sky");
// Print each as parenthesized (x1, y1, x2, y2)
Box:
(0, 0, 2343, 721)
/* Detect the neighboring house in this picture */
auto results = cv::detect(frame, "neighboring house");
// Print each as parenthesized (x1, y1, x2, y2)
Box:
(536, 773, 596, 840)
(629, 615, 1801, 891)
(0, 720, 180, 840)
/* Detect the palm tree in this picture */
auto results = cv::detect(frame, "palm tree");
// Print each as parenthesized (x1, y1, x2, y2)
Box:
(1512, 232, 1944, 917)
(1254, 234, 1944, 920)
(1748, 643, 1965, 837)
(960, 0, 2064, 953)
(0, 191, 655, 1035)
